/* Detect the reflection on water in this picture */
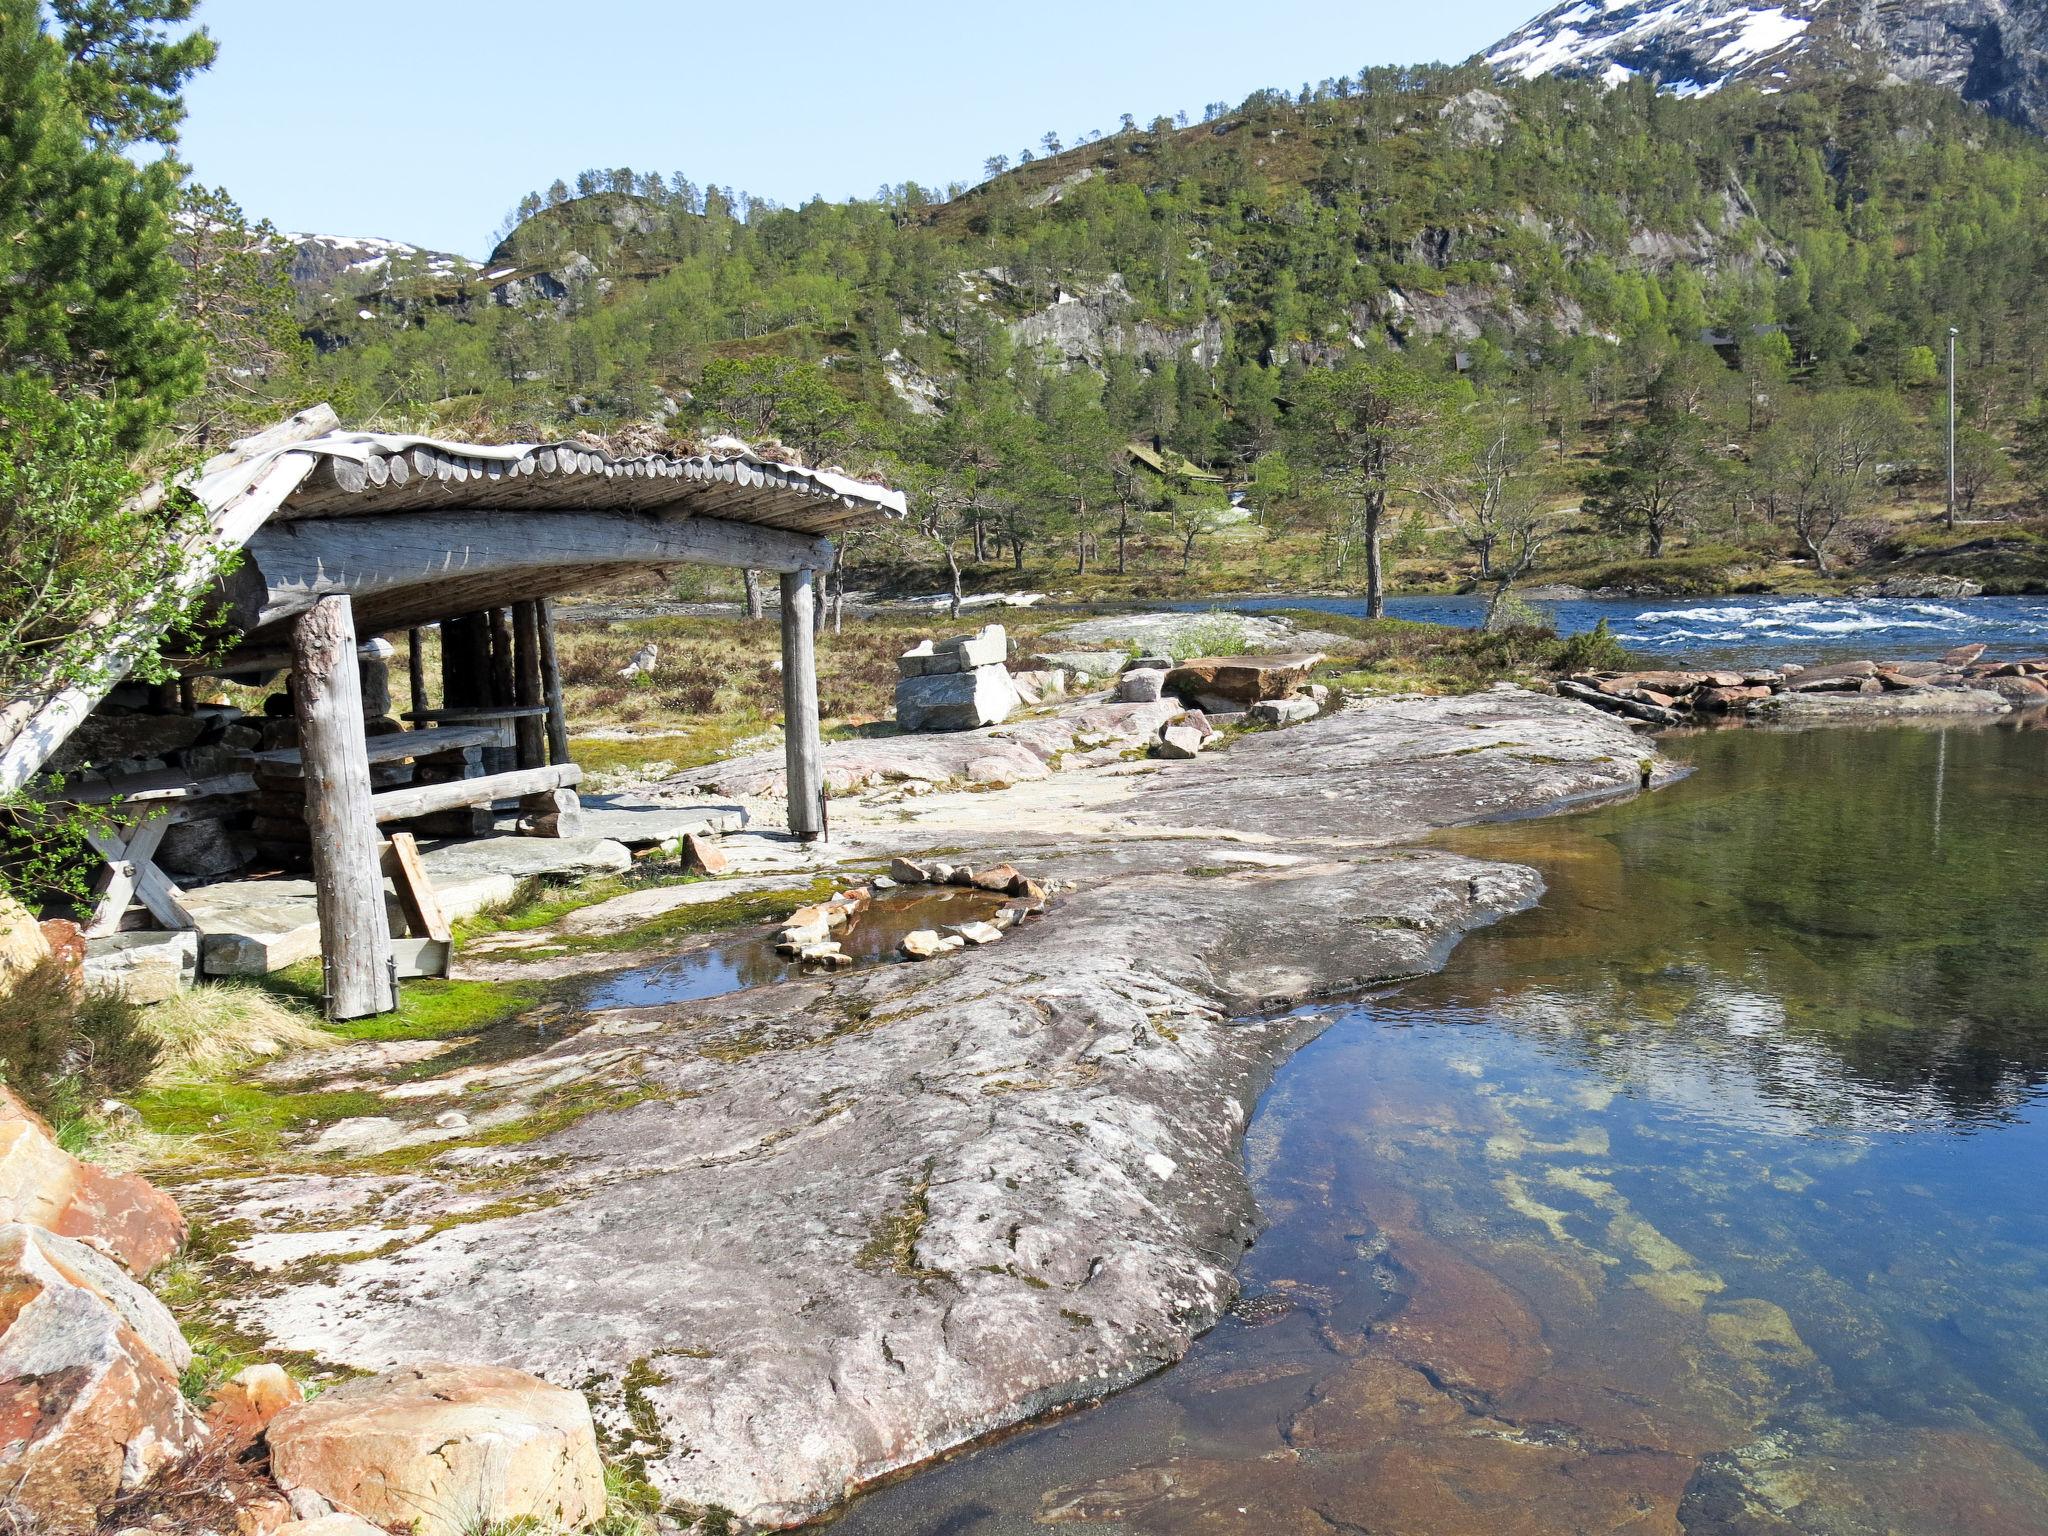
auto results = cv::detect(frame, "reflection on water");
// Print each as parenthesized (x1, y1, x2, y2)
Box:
(829, 720, 2048, 1534)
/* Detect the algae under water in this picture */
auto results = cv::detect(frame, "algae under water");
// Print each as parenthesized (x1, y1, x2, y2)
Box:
(831, 717, 2048, 1534)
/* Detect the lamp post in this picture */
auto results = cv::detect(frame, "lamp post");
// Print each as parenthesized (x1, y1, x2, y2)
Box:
(1946, 326, 1959, 531)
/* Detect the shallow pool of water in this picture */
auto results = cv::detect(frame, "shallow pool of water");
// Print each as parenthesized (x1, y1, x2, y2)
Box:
(1188, 592, 2048, 668)
(582, 887, 1009, 1010)
(830, 718, 2048, 1533)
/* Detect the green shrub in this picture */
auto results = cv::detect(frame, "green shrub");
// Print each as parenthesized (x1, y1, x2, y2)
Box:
(0, 960, 156, 1137)
(1553, 618, 1633, 674)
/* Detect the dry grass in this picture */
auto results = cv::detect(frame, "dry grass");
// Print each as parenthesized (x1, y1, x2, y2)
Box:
(137, 984, 334, 1085)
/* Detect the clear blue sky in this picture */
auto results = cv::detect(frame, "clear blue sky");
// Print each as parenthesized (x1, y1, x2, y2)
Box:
(179, 1, 1539, 256)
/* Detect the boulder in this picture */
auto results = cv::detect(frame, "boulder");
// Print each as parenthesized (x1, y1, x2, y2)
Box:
(158, 815, 254, 881)
(83, 930, 198, 1005)
(0, 1223, 200, 1526)
(0, 895, 50, 998)
(1027, 650, 1124, 679)
(0, 1087, 186, 1275)
(969, 864, 1023, 893)
(1116, 669, 1167, 704)
(946, 625, 1008, 670)
(945, 922, 1005, 947)
(1788, 660, 1880, 692)
(1249, 697, 1319, 726)
(205, 1362, 304, 1450)
(1125, 654, 1173, 673)
(677, 832, 728, 876)
(1942, 642, 1989, 667)
(1164, 654, 1324, 706)
(894, 667, 1019, 732)
(1178, 709, 1216, 740)
(888, 858, 934, 884)
(265, 1363, 605, 1536)
(1156, 726, 1206, 760)
(1008, 668, 1068, 706)
(1985, 675, 2048, 704)
(1694, 685, 1773, 713)
(900, 930, 965, 960)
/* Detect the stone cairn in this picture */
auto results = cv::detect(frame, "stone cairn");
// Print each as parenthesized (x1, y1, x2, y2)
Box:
(895, 625, 1020, 732)
(1559, 643, 2048, 725)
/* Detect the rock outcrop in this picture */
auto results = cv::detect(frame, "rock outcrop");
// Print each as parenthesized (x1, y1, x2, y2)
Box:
(189, 689, 1668, 1529)
(895, 625, 1020, 732)
(0, 1223, 200, 1524)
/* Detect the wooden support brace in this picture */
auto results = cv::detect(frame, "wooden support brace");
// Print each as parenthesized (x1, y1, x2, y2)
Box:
(383, 831, 451, 942)
(512, 600, 545, 769)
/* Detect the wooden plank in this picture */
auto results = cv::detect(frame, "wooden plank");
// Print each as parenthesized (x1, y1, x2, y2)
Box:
(83, 816, 171, 938)
(294, 595, 396, 1021)
(59, 769, 256, 806)
(383, 831, 451, 943)
(244, 725, 500, 770)
(370, 762, 583, 823)
(392, 936, 450, 980)
(537, 596, 569, 767)
(401, 706, 548, 723)
(489, 608, 516, 710)
(780, 566, 824, 842)
(233, 511, 839, 633)
(512, 600, 544, 769)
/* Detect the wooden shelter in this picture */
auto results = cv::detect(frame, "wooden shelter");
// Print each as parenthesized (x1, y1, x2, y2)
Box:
(0, 406, 906, 1019)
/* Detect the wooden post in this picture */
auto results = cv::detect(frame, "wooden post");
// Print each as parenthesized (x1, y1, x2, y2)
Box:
(293, 595, 396, 1021)
(512, 601, 544, 769)
(780, 566, 824, 842)
(489, 608, 516, 708)
(441, 613, 488, 710)
(407, 628, 428, 716)
(537, 597, 570, 767)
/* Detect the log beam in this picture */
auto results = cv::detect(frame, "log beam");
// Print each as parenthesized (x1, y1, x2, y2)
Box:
(236, 511, 838, 635)
(780, 566, 824, 842)
(293, 595, 395, 1021)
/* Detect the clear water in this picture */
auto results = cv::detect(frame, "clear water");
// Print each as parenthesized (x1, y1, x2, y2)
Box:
(829, 717, 2048, 1534)
(1188, 593, 2048, 668)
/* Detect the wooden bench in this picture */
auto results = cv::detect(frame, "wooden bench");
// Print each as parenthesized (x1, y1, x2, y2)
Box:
(370, 763, 585, 838)
(58, 770, 257, 937)
(401, 706, 549, 774)
(243, 723, 502, 771)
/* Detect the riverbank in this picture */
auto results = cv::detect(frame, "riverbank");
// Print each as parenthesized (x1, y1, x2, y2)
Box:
(146, 686, 1669, 1531)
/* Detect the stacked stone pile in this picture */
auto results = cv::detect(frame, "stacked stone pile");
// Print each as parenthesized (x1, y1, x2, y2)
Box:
(1113, 651, 1329, 758)
(895, 625, 1022, 732)
(1559, 645, 2048, 726)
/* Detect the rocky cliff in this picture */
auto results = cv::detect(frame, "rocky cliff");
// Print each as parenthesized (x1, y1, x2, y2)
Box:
(1490, 0, 2048, 131)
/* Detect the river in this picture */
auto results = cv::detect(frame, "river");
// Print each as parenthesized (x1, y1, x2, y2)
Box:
(1189, 592, 2048, 668)
(829, 715, 2048, 1534)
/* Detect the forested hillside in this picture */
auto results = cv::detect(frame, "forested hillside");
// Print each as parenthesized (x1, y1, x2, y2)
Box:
(289, 63, 2048, 599)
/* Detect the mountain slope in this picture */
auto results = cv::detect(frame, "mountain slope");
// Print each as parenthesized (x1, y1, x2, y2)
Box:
(1488, 0, 2048, 130)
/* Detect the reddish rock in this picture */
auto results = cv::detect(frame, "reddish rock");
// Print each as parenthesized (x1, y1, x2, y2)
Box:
(1163, 653, 1323, 706)
(1789, 660, 1880, 691)
(37, 920, 84, 982)
(970, 863, 1023, 893)
(205, 1362, 304, 1450)
(1635, 689, 1678, 709)
(1943, 642, 1988, 666)
(0, 1087, 185, 1275)
(0, 1223, 200, 1526)
(1370, 1223, 1550, 1397)
(677, 832, 728, 875)
(266, 1363, 606, 1536)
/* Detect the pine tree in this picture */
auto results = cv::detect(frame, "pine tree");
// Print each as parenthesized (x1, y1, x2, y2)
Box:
(50, 0, 214, 150)
(0, 0, 203, 443)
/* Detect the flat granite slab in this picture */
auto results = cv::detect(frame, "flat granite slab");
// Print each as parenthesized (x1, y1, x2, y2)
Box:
(191, 833, 635, 976)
